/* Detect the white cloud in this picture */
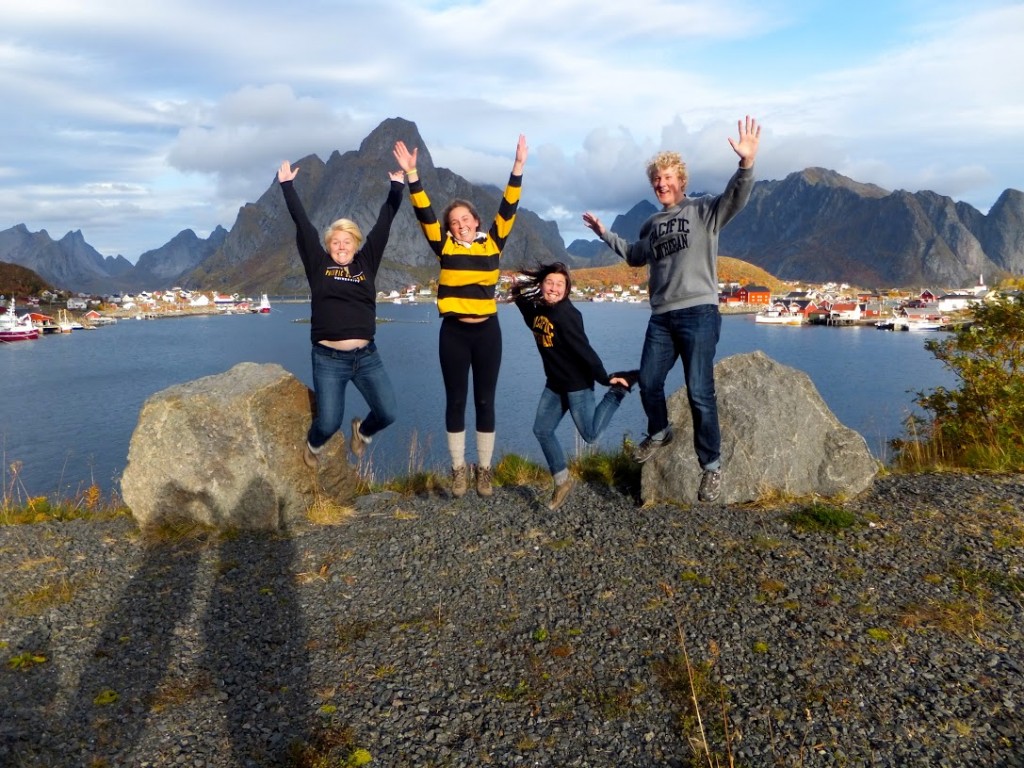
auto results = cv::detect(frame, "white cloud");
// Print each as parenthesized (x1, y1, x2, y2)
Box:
(0, 0, 1021, 258)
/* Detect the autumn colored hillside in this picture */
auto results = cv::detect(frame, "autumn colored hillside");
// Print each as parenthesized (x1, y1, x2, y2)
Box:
(567, 256, 786, 292)
(0, 261, 52, 298)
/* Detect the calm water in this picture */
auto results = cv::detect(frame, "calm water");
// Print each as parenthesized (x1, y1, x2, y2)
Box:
(0, 302, 954, 498)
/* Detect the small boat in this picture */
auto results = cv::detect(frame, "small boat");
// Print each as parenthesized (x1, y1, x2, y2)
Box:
(57, 309, 75, 333)
(258, 294, 272, 313)
(754, 308, 804, 325)
(0, 299, 41, 342)
(906, 319, 944, 331)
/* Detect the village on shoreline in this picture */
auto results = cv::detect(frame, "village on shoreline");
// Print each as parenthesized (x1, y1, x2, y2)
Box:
(4, 268, 1021, 341)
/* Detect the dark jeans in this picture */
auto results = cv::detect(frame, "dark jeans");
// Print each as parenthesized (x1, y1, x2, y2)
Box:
(532, 386, 626, 476)
(308, 342, 396, 449)
(438, 316, 502, 433)
(638, 304, 722, 469)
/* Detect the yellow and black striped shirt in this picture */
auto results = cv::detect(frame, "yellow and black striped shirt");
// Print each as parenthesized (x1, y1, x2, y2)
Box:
(408, 174, 522, 317)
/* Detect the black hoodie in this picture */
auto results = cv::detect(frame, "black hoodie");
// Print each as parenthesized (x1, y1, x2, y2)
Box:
(515, 296, 611, 393)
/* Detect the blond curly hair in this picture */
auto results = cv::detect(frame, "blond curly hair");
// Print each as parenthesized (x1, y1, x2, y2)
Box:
(646, 151, 688, 193)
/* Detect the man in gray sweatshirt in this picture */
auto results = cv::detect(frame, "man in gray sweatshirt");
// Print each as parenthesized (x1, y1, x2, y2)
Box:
(582, 116, 761, 502)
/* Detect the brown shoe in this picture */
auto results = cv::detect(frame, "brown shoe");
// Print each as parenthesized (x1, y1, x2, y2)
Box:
(451, 465, 468, 498)
(350, 418, 367, 459)
(476, 465, 493, 497)
(548, 477, 574, 510)
(303, 442, 320, 470)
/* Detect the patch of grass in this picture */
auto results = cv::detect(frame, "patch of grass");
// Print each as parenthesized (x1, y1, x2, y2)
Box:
(494, 453, 548, 487)
(306, 495, 356, 526)
(10, 575, 79, 616)
(287, 724, 362, 768)
(335, 619, 379, 649)
(7, 651, 47, 671)
(784, 502, 861, 533)
(654, 583, 738, 767)
(383, 470, 444, 496)
(757, 578, 787, 601)
(1, 483, 129, 527)
(571, 437, 641, 496)
(899, 598, 994, 641)
(147, 673, 213, 713)
(493, 680, 533, 702)
(951, 565, 1024, 598)
(679, 570, 711, 587)
(866, 627, 892, 642)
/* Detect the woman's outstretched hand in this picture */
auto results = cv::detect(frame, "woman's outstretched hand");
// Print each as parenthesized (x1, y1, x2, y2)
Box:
(277, 161, 298, 183)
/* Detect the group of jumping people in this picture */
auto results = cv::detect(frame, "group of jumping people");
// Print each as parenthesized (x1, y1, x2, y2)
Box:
(279, 116, 762, 509)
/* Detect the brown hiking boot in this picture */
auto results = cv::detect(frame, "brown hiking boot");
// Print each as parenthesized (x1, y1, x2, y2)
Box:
(476, 465, 493, 497)
(350, 418, 367, 459)
(548, 477, 574, 510)
(451, 465, 468, 498)
(303, 442, 320, 470)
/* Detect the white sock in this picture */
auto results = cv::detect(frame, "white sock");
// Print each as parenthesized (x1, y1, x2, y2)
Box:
(447, 431, 466, 469)
(553, 469, 569, 486)
(476, 430, 495, 469)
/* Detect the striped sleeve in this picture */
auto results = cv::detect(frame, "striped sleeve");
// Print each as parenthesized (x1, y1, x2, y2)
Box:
(408, 179, 444, 258)
(489, 173, 522, 250)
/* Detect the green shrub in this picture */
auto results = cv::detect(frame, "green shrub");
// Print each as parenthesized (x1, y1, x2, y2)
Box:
(893, 295, 1024, 471)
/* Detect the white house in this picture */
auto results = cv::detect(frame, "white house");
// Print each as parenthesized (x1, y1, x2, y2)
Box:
(938, 293, 979, 312)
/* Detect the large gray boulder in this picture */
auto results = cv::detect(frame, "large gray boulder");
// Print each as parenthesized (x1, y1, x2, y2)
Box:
(122, 362, 359, 530)
(641, 351, 878, 505)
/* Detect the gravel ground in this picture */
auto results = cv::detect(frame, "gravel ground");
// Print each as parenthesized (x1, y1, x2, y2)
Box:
(1, 472, 1023, 768)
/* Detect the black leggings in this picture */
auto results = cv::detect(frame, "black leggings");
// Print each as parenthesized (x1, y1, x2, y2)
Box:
(439, 316, 502, 433)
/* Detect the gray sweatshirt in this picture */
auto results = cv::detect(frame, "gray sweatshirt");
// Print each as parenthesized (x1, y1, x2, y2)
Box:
(600, 166, 755, 314)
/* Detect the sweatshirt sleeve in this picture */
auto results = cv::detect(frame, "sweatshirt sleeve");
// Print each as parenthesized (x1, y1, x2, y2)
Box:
(560, 305, 610, 385)
(489, 173, 523, 251)
(706, 166, 755, 233)
(600, 229, 648, 267)
(279, 180, 324, 275)
(360, 180, 405, 273)
(407, 177, 445, 259)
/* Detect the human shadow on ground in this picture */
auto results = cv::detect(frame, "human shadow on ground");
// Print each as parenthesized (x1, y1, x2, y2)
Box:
(56, 480, 312, 766)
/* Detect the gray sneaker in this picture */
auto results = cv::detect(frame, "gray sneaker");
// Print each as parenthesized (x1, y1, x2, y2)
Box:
(632, 430, 673, 463)
(698, 468, 722, 502)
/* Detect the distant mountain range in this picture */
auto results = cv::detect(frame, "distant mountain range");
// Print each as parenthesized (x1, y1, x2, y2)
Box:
(2, 118, 1021, 294)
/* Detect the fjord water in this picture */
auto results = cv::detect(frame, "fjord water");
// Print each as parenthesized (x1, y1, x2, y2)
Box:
(1, 302, 954, 499)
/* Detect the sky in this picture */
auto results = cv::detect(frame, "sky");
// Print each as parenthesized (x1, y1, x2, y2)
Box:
(1, 0, 1023, 262)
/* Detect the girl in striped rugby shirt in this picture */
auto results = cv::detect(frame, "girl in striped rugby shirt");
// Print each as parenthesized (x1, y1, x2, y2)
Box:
(393, 136, 527, 498)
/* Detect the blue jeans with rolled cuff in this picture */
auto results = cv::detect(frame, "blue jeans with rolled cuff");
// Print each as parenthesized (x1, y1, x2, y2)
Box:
(308, 342, 396, 450)
(532, 386, 626, 476)
(638, 304, 722, 470)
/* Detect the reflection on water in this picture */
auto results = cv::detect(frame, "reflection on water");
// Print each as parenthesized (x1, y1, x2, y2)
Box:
(0, 302, 954, 498)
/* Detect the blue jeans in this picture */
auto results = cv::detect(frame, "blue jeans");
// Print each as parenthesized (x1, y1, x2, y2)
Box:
(532, 386, 626, 476)
(638, 305, 721, 469)
(308, 342, 397, 449)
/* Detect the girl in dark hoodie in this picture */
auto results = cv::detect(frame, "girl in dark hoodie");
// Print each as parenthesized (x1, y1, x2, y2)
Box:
(512, 262, 637, 510)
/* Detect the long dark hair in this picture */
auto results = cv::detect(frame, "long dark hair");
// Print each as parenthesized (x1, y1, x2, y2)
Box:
(511, 262, 573, 305)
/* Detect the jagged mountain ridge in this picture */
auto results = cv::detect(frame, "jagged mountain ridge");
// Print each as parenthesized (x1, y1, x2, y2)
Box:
(717, 168, 1023, 286)
(2, 119, 1023, 293)
(186, 118, 574, 295)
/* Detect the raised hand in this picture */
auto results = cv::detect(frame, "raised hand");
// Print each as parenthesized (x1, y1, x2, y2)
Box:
(727, 115, 761, 168)
(581, 211, 605, 237)
(392, 141, 418, 174)
(277, 160, 298, 183)
(513, 134, 528, 174)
